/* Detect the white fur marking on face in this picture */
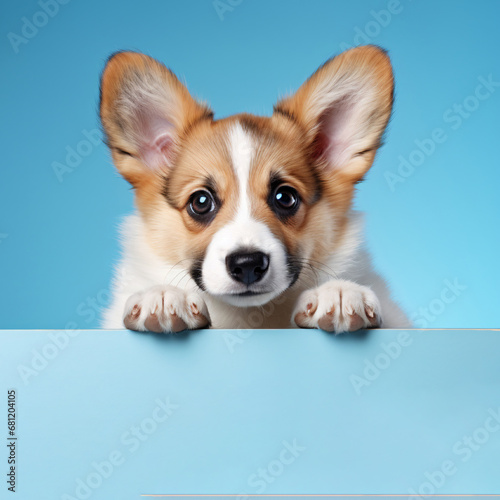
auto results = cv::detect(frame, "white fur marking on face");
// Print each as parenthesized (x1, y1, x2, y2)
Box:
(200, 122, 291, 306)
(229, 122, 253, 220)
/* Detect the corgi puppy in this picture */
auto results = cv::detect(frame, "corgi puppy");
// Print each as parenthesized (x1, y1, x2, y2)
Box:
(99, 45, 410, 334)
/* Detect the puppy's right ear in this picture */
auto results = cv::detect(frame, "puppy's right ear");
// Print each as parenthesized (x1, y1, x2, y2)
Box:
(99, 51, 213, 184)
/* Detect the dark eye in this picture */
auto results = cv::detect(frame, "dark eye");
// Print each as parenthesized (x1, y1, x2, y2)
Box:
(272, 185, 300, 216)
(188, 190, 216, 222)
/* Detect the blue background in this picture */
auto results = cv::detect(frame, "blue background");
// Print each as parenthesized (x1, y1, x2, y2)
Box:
(1, 0, 499, 329)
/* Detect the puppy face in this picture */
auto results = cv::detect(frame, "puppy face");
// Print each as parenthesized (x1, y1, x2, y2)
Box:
(100, 47, 393, 306)
(161, 115, 326, 306)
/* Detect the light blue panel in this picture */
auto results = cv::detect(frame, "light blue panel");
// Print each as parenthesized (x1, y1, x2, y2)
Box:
(1, 329, 500, 498)
(0, 0, 499, 329)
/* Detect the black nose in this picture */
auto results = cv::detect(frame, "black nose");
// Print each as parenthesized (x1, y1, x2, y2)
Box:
(226, 251, 270, 286)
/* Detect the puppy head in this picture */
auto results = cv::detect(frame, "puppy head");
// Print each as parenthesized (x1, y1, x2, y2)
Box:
(99, 46, 393, 306)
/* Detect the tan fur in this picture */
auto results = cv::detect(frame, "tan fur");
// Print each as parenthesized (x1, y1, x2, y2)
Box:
(275, 45, 393, 181)
(100, 46, 394, 303)
(100, 51, 213, 185)
(136, 119, 240, 266)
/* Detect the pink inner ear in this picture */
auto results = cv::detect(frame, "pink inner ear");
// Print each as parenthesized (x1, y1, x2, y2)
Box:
(137, 114, 175, 170)
(141, 131, 174, 170)
(316, 98, 359, 170)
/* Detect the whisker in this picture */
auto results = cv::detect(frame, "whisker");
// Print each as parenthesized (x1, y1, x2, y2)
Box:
(161, 258, 194, 287)
(174, 270, 192, 289)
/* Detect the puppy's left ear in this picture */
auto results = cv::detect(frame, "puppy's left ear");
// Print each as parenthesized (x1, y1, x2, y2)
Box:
(274, 45, 394, 181)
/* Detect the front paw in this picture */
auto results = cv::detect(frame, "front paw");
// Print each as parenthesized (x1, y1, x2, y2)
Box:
(292, 280, 381, 333)
(123, 286, 210, 333)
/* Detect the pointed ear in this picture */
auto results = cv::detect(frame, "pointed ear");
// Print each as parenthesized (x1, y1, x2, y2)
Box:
(99, 51, 213, 184)
(274, 45, 394, 181)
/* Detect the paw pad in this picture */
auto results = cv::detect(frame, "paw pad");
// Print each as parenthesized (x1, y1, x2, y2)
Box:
(317, 309, 335, 332)
(144, 312, 162, 333)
